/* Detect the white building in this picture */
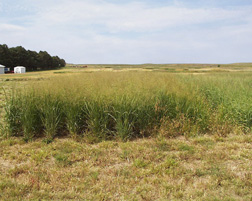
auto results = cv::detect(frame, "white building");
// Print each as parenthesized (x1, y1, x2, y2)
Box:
(0, 64, 5, 74)
(14, 66, 26, 74)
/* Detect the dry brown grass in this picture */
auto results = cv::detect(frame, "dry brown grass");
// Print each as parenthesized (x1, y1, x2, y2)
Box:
(1, 133, 252, 200)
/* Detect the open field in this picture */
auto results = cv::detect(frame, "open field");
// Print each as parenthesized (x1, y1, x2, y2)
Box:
(0, 64, 252, 200)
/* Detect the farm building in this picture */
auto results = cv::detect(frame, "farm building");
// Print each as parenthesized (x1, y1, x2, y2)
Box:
(0, 64, 5, 74)
(14, 66, 26, 74)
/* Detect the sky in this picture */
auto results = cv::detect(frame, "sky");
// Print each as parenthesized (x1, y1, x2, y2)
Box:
(0, 0, 252, 64)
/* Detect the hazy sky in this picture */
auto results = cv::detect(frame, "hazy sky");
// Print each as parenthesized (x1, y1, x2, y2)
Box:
(0, 0, 251, 64)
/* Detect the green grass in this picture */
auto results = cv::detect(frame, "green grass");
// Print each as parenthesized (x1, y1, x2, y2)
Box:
(2, 71, 252, 141)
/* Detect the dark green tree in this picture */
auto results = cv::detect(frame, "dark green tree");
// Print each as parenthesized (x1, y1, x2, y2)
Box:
(0, 44, 12, 67)
(0, 44, 66, 71)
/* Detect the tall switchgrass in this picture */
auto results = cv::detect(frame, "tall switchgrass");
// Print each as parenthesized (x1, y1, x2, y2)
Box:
(3, 72, 252, 141)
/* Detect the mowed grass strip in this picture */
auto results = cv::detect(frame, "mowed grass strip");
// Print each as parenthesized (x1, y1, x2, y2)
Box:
(0, 134, 252, 200)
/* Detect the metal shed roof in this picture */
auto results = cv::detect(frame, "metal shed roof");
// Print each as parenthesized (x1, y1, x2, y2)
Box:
(14, 66, 26, 68)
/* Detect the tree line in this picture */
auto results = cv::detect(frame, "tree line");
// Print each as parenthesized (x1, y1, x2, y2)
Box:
(0, 44, 66, 71)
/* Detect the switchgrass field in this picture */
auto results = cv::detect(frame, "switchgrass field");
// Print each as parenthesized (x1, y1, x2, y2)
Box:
(0, 64, 252, 200)
(4, 71, 252, 141)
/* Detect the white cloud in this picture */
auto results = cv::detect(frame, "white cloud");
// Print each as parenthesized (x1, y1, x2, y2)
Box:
(0, 23, 25, 32)
(33, 1, 251, 33)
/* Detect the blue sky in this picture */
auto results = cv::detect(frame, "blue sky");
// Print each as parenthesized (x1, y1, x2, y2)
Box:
(0, 0, 251, 64)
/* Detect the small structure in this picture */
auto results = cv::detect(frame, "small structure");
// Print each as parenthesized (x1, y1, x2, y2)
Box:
(4, 67, 10, 73)
(14, 66, 26, 74)
(0, 64, 5, 74)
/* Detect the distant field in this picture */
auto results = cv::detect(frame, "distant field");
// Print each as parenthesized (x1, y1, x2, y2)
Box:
(67, 63, 252, 72)
(0, 63, 251, 81)
(0, 65, 252, 200)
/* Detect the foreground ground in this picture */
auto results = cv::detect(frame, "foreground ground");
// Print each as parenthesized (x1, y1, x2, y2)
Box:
(0, 134, 252, 200)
